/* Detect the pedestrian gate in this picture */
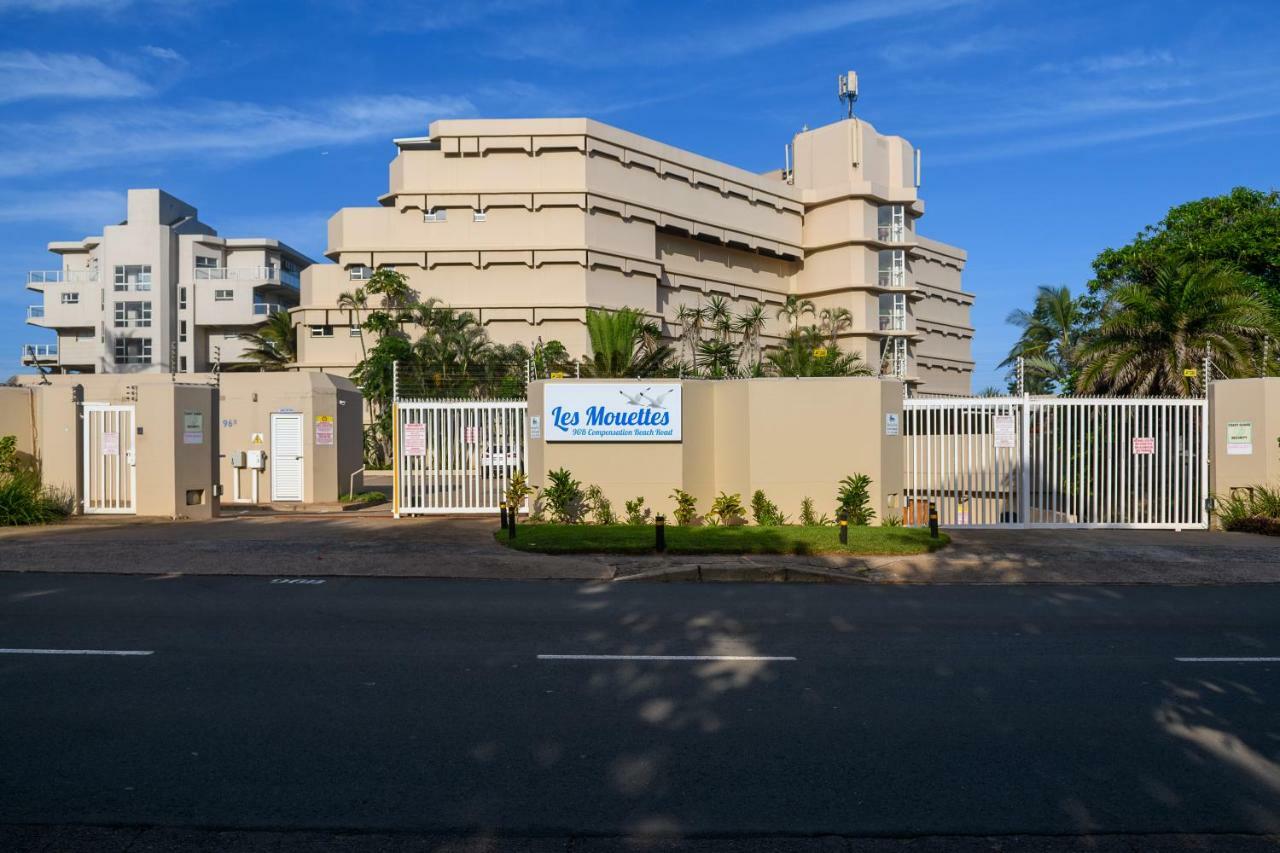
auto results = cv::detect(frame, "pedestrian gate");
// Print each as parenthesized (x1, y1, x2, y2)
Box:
(903, 397, 1209, 529)
(394, 399, 528, 515)
(82, 403, 137, 515)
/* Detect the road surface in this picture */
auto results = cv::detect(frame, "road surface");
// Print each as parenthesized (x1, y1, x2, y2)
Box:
(1, 573, 1278, 844)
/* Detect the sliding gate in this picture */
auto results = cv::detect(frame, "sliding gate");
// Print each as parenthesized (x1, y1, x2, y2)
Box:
(903, 397, 1209, 529)
(394, 399, 528, 516)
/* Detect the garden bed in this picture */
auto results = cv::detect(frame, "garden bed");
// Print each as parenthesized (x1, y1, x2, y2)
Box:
(494, 524, 948, 556)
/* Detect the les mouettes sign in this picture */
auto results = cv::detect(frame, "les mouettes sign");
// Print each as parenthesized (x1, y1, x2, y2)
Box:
(544, 383, 681, 442)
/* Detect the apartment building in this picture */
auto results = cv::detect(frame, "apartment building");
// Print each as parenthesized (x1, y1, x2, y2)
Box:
(292, 111, 974, 393)
(22, 189, 311, 374)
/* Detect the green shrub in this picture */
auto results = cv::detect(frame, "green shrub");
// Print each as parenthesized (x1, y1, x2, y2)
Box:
(505, 471, 533, 508)
(750, 489, 786, 526)
(707, 492, 746, 526)
(584, 484, 617, 525)
(624, 496, 651, 525)
(836, 474, 876, 526)
(670, 488, 698, 526)
(799, 496, 829, 526)
(1216, 485, 1280, 535)
(0, 468, 71, 526)
(544, 468, 585, 523)
(339, 491, 387, 503)
(881, 512, 903, 527)
(0, 435, 17, 475)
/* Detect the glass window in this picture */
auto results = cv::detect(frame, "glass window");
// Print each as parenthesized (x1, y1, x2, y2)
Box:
(113, 264, 151, 291)
(179, 320, 188, 343)
(348, 326, 362, 337)
(113, 301, 152, 328)
(348, 265, 373, 281)
(309, 325, 334, 338)
(877, 250, 906, 288)
(113, 337, 152, 364)
(423, 207, 447, 222)
(877, 205, 905, 242)
(179, 356, 188, 372)
(61, 292, 79, 304)
(178, 286, 187, 310)
(214, 289, 234, 301)
(473, 209, 487, 222)
(195, 256, 219, 268)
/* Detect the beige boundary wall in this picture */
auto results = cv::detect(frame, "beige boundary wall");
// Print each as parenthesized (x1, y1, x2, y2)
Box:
(526, 377, 905, 524)
(5, 372, 363, 515)
(1210, 378, 1280, 498)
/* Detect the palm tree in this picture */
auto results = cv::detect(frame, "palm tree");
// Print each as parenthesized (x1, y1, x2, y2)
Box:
(819, 306, 853, 349)
(337, 288, 368, 360)
(232, 310, 296, 371)
(706, 295, 733, 342)
(674, 303, 707, 366)
(583, 307, 673, 377)
(734, 303, 768, 373)
(776, 294, 816, 331)
(766, 325, 873, 377)
(1077, 262, 1277, 396)
(1000, 285, 1089, 394)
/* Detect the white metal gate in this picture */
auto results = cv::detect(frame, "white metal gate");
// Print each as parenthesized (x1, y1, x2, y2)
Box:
(903, 397, 1209, 529)
(394, 399, 528, 516)
(82, 403, 136, 514)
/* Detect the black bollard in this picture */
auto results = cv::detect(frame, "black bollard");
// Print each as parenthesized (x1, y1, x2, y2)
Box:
(508, 503, 517, 539)
(839, 510, 848, 544)
(655, 514, 666, 552)
(500, 504, 509, 530)
(928, 502, 939, 539)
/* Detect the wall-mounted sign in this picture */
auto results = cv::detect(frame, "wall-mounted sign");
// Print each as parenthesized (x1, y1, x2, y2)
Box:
(544, 383, 681, 442)
(1227, 421, 1253, 455)
(403, 422, 426, 456)
(884, 412, 900, 436)
(1183, 368, 1198, 378)
(529, 415, 542, 440)
(1132, 437, 1155, 455)
(102, 431, 119, 456)
(183, 411, 204, 445)
(251, 432, 264, 446)
(993, 415, 1016, 449)
(315, 415, 335, 447)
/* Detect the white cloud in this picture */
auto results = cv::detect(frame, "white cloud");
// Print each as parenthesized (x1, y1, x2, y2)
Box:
(0, 50, 152, 104)
(0, 94, 475, 178)
(0, 0, 133, 9)
(1035, 49, 1175, 75)
(141, 45, 183, 62)
(0, 189, 125, 230)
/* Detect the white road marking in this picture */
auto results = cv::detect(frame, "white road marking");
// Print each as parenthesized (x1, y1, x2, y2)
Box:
(537, 654, 796, 662)
(1176, 657, 1280, 663)
(0, 648, 153, 656)
(271, 578, 326, 585)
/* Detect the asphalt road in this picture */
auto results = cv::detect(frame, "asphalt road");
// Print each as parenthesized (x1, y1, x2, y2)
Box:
(1, 574, 1278, 841)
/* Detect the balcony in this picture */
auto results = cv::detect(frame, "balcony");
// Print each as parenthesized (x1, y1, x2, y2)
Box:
(28, 270, 98, 291)
(26, 305, 45, 320)
(876, 225, 907, 243)
(877, 270, 906, 289)
(195, 266, 299, 289)
(20, 343, 57, 363)
(252, 302, 287, 317)
(879, 312, 907, 331)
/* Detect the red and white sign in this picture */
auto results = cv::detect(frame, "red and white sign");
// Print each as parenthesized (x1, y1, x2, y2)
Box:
(1132, 437, 1155, 455)
(464, 426, 477, 444)
(403, 423, 426, 456)
(102, 431, 119, 456)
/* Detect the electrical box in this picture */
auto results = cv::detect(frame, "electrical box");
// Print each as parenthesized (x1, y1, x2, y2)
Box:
(229, 451, 246, 468)
(246, 450, 266, 470)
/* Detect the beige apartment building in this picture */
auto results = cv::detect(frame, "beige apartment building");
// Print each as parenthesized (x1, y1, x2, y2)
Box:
(295, 112, 974, 393)
(22, 189, 311, 374)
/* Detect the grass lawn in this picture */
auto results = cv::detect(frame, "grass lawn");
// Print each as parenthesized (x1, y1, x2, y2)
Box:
(495, 523, 949, 556)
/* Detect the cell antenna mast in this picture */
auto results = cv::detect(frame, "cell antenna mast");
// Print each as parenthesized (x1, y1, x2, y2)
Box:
(838, 71, 859, 118)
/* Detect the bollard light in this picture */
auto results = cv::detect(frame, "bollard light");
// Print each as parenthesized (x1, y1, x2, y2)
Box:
(655, 514, 666, 552)
(928, 502, 939, 539)
(500, 504, 509, 530)
(838, 510, 848, 545)
(508, 503, 517, 539)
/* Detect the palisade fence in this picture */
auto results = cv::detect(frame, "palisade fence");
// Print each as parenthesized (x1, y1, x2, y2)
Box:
(903, 396, 1209, 529)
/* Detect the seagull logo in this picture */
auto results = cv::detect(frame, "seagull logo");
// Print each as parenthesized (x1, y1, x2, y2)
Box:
(619, 387, 671, 410)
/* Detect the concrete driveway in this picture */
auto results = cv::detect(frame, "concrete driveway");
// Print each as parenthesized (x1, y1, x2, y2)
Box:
(0, 515, 1277, 583)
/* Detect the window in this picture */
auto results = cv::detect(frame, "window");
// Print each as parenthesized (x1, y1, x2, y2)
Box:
(348, 265, 373, 281)
(113, 301, 152, 328)
(113, 265, 151, 292)
(114, 337, 152, 364)
(348, 325, 362, 337)
(194, 256, 220, 280)
(473, 209, 487, 223)
(60, 292, 79, 304)
(179, 356, 188, 372)
(877, 205, 906, 243)
(178, 286, 187, 310)
(179, 320, 188, 343)
(878, 250, 906, 288)
(423, 207, 447, 222)
(309, 325, 334, 338)
(214, 289, 234, 301)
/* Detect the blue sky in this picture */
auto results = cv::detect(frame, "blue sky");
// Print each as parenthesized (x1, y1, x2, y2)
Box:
(2, 0, 1278, 387)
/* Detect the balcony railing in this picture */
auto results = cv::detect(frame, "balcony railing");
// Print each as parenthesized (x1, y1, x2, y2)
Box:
(195, 266, 299, 287)
(877, 270, 906, 288)
(253, 302, 287, 316)
(879, 312, 906, 331)
(21, 344, 57, 360)
(877, 225, 906, 243)
(27, 305, 45, 319)
(28, 270, 98, 284)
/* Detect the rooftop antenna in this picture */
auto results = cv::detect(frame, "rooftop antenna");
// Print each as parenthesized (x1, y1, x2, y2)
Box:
(838, 71, 859, 119)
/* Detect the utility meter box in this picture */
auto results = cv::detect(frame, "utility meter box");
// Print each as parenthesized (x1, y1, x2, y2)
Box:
(246, 450, 266, 470)
(229, 451, 246, 468)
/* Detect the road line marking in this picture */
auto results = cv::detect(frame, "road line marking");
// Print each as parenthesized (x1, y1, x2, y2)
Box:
(1175, 657, 1280, 663)
(537, 654, 796, 662)
(0, 648, 154, 656)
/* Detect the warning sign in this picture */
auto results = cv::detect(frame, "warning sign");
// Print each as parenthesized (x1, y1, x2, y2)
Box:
(315, 415, 335, 447)
(993, 415, 1016, 449)
(403, 422, 426, 456)
(102, 431, 119, 456)
(183, 411, 204, 445)
(1132, 437, 1155, 455)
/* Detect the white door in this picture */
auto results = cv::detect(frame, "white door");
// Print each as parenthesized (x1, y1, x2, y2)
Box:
(82, 403, 137, 514)
(270, 413, 304, 502)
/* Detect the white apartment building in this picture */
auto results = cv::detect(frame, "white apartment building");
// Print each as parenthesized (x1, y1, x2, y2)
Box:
(22, 189, 311, 374)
